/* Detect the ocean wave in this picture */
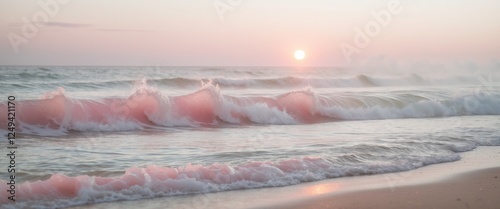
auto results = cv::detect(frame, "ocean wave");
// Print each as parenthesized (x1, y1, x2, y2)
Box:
(2, 71, 495, 89)
(71, 74, 498, 88)
(1, 81, 499, 136)
(0, 150, 461, 209)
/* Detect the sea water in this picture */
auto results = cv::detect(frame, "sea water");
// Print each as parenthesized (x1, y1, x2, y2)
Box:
(0, 66, 499, 208)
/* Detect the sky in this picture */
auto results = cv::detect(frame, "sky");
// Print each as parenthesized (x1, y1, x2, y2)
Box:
(0, 0, 499, 66)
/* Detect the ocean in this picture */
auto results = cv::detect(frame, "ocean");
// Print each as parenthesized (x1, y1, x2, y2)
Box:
(0, 66, 499, 208)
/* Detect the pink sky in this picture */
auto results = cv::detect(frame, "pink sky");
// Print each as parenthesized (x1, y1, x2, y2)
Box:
(0, 0, 499, 66)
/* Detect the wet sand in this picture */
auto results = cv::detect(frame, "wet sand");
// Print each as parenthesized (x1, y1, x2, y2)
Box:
(269, 167, 500, 209)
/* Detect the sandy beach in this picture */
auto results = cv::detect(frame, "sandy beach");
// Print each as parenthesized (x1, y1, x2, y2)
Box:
(70, 146, 500, 209)
(269, 168, 500, 209)
(268, 168, 500, 208)
(267, 146, 500, 209)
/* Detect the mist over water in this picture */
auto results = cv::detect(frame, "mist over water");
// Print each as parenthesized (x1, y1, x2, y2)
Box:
(0, 66, 499, 208)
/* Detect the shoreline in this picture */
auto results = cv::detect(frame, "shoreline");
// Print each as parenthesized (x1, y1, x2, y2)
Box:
(263, 146, 500, 209)
(268, 167, 500, 209)
(71, 146, 500, 209)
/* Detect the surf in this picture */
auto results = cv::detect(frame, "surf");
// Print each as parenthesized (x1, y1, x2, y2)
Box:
(1, 80, 500, 136)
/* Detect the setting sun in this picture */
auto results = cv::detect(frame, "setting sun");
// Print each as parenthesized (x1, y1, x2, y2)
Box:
(294, 50, 305, 60)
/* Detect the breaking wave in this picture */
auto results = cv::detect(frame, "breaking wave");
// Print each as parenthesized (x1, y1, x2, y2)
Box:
(1, 80, 499, 136)
(0, 151, 462, 209)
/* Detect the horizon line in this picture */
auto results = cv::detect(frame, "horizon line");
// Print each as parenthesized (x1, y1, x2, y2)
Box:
(0, 64, 344, 68)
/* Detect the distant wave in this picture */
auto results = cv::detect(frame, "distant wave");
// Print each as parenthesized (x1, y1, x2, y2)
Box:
(83, 73, 498, 88)
(1, 72, 494, 89)
(1, 81, 499, 136)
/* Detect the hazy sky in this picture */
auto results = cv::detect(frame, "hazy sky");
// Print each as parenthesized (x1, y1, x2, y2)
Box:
(0, 0, 499, 66)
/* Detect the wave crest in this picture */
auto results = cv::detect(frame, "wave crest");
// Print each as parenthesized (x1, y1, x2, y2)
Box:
(1, 81, 499, 136)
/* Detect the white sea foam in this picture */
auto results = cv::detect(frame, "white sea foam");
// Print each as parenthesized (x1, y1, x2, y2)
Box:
(0, 151, 461, 209)
(8, 82, 500, 136)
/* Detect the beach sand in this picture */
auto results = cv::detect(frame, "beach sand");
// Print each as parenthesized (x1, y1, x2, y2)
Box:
(71, 147, 500, 209)
(268, 167, 500, 209)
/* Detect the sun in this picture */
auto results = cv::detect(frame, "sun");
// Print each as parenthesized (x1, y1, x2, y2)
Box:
(294, 50, 305, 60)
